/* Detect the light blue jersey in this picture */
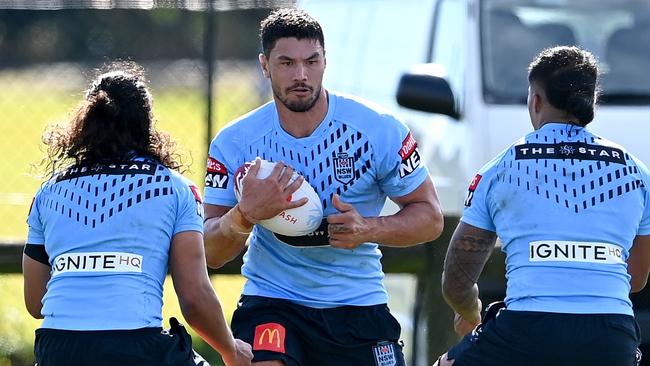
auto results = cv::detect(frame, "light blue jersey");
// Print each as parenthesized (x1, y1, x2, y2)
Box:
(463, 123, 650, 315)
(205, 91, 428, 308)
(26, 158, 204, 330)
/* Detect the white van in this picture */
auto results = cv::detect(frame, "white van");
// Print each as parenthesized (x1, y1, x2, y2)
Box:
(302, 0, 650, 217)
(301, 0, 650, 364)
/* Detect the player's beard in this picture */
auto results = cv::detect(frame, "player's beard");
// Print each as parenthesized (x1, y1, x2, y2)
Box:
(273, 81, 322, 112)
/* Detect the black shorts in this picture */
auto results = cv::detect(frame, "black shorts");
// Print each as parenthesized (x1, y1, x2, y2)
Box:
(446, 309, 641, 366)
(34, 321, 209, 366)
(231, 295, 406, 366)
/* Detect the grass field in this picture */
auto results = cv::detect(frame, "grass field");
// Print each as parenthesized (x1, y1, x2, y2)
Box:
(0, 66, 264, 365)
(0, 273, 246, 365)
(0, 67, 422, 365)
(0, 66, 264, 240)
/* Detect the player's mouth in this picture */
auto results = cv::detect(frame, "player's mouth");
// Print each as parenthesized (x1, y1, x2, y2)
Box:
(288, 85, 312, 97)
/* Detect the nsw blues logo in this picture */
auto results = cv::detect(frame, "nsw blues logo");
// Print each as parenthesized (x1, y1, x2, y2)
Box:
(373, 342, 398, 366)
(333, 152, 355, 184)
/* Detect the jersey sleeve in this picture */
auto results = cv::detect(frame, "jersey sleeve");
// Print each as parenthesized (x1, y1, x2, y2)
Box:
(203, 128, 243, 207)
(26, 192, 45, 244)
(173, 175, 204, 235)
(375, 116, 429, 198)
(460, 156, 503, 233)
(635, 159, 650, 235)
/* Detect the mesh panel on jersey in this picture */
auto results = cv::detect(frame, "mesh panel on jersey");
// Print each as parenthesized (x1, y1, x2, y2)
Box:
(41, 165, 174, 228)
(502, 128, 644, 213)
(249, 121, 373, 210)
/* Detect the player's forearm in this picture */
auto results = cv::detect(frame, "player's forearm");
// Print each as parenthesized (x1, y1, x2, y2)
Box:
(442, 222, 496, 317)
(369, 201, 443, 247)
(22, 254, 49, 319)
(179, 284, 237, 357)
(443, 281, 480, 319)
(203, 206, 253, 269)
(627, 235, 650, 293)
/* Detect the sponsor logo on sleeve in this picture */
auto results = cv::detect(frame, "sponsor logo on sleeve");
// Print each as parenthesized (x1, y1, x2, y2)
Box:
(333, 152, 355, 184)
(529, 241, 624, 264)
(464, 174, 482, 207)
(189, 185, 204, 218)
(253, 323, 286, 353)
(204, 157, 229, 189)
(398, 132, 421, 178)
(52, 252, 143, 276)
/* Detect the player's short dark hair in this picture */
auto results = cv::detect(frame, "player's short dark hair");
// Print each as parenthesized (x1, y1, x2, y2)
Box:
(41, 60, 184, 175)
(528, 46, 600, 126)
(260, 8, 324, 57)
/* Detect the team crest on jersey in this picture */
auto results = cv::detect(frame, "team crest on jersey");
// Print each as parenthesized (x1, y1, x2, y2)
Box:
(372, 342, 397, 366)
(205, 157, 229, 189)
(333, 152, 355, 184)
(398, 132, 421, 178)
(464, 174, 482, 207)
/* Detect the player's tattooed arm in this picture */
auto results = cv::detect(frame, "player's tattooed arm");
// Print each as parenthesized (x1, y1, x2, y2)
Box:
(442, 222, 497, 323)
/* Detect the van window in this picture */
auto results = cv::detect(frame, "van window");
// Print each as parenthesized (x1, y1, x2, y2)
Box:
(481, 0, 650, 105)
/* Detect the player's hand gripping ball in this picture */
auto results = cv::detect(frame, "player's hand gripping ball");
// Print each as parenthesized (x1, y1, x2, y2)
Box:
(234, 159, 323, 236)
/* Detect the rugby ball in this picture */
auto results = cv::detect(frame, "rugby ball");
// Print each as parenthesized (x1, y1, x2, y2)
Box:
(233, 159, 323, 236)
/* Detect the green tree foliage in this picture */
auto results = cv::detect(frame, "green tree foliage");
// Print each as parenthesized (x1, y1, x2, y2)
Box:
(0, 8, 271, 66)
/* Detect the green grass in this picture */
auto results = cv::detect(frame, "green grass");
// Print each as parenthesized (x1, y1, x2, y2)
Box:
(0, 72, 264, 240)
(0, 274, 246, 365)
(0, 68, 266, 365)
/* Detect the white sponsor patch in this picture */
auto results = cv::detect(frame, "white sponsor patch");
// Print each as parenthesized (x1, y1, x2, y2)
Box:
(529, 241, 624, 264)
(52, 252, 143, 276)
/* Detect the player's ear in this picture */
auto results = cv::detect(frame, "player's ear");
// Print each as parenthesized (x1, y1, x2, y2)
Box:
(533, 92, 543, 114)
(259, 53, 270, 78)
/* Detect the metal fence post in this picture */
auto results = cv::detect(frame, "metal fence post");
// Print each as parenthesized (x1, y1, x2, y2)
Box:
(205, 0, 216, 154)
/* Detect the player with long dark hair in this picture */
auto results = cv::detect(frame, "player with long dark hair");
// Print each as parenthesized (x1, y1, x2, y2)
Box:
(23, 61, 252, 366)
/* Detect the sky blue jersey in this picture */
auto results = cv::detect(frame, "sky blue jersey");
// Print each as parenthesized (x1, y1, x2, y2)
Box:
(463, 123, 650, 315)
(204, 91, 428, 308)
(26, 158, 204, 330)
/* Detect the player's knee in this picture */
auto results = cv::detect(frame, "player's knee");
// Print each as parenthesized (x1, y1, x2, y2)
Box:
(432, 353, 455, 366)
(252, 361, 285, 366)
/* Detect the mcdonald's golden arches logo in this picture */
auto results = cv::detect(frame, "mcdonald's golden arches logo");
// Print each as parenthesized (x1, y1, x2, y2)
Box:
(253, 322, 286, 353)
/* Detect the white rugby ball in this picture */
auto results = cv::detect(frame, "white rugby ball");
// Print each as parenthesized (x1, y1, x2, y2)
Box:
(233, 159, 323, 236)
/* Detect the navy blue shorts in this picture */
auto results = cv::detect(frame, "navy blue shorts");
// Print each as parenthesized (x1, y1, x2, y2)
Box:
(446, 309, 641, 366)
(34, 320, 208, 366)
(231, 295, 406, 366)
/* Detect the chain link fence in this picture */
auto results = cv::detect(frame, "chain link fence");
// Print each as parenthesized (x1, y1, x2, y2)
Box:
(0, 6, 290, 241)
(0, 5, 296, 365)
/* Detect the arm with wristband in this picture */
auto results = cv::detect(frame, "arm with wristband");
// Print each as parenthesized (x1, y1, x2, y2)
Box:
(203, 204, 254, 269)
(203, 158, 307, 269)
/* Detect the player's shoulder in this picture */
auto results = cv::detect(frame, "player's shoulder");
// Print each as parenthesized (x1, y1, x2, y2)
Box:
(160, 165, 197, 189)
(590, 131, 628, 152)
(481, 137, 525, 175)
(329, 91, 406, 133)
(34, 174, 60, 199)
(214, 101, 275, 142)
(583, 129, 648, 169)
